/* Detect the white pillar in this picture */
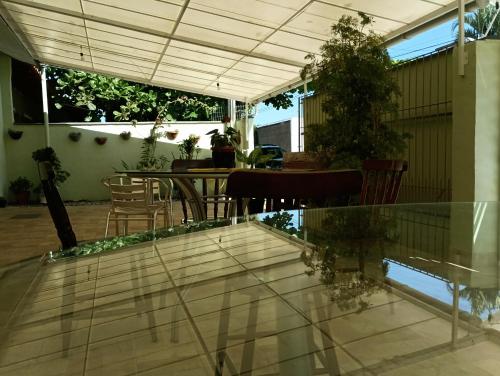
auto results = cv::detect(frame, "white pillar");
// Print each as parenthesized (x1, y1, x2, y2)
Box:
(227, 99, 236, 128)
(41, 65, 50, 147)
(301, 80, 308, 152)
(245, 101, 254, 151)
(457, 0, 465, 76)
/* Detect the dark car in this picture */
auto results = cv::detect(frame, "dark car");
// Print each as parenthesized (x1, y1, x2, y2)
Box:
(255, 144, 286, 169)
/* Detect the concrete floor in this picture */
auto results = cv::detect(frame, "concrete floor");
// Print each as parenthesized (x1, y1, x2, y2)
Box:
(0, 201, 186, 266)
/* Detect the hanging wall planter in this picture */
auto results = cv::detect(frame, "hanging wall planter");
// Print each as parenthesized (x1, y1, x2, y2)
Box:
(68, 132, 82, 142)
(165, 129, 179, 140)
(8, 129, 23, 140)
(120, 131, 131, 140)
(94, 137, 108, 145)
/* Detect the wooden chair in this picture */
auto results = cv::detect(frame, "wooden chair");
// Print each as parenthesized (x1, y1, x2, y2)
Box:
(360, 160, 408, 205)
(102, 176, 163, 238)
(226, 169, 363, 216)
(283, 152, 320, 169)
(171, 159, 228, 221)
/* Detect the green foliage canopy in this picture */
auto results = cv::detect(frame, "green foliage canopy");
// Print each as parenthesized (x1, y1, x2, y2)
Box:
(48, 67, 224, 122)
(301, 13, 408, 168)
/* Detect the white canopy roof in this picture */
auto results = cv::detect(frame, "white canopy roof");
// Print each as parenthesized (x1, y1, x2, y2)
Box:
(0, 0, 474, 103)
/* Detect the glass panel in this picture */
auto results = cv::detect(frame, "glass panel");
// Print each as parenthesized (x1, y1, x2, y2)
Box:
(82, 2, 176, 34)
(3, 203, 500, 374)
(175, 23, 259, 52)
(233, 60, 299, 79)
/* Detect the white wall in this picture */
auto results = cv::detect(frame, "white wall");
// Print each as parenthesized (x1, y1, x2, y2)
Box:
(5, 121, 223, 201)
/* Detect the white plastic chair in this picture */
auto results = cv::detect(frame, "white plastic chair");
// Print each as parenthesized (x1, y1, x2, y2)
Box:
(102, 176, 169, 238)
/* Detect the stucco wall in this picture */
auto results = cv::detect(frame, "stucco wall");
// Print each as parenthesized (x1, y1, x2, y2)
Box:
(452, 40, 500, 202)
(5, 122, 223, 201)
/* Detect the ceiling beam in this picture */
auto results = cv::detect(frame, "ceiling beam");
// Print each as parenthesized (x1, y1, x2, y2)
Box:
(2, 0, 305, 68)
(41, 57, 248, 102)
(149, 0, 190, 82)
(384, 0, 477, 45)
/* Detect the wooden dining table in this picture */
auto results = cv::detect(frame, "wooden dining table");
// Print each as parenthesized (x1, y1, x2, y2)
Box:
(118, 168, 236, 222)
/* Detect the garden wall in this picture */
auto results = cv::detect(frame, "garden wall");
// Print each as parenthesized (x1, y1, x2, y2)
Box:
(4, 121, 224, 202)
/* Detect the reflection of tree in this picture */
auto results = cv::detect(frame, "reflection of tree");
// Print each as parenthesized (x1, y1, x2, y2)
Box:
(301, 208, 397, 311)
(261, 211, 303, 237)
(447, 285, 500, 321)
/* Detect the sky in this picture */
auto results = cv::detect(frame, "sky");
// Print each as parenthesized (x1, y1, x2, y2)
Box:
(254, 19, 457, 127)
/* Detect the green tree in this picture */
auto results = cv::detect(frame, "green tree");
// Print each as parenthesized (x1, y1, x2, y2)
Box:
(453, 4, 500, 40)
(301, 13, 408, 168)
(48, 67, 224, 122)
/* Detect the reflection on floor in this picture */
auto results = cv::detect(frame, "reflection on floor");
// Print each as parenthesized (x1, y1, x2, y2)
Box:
(1, 222, 499, 375)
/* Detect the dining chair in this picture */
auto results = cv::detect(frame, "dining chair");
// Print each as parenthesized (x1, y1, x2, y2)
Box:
(131, 177, 173, 229)
(360, 160, 408, 205)
(225, 169, 363, 216)
(283, 152, 321, 169)
(102, 175, 162, 238)
(171, 158, 228, 221)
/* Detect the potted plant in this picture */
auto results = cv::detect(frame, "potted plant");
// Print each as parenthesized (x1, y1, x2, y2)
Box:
(301, 13, 409, 169)
(120, 131, 131, 140)
(165, 128, 179, 140)
(207, 127, 239, 168)
(32, 147, 70, 202)
(9, 177, 33, 205)
(0, 197, 7, 208)
(236, 148, 275, 168)
(68, 131, 82, 142)
(95, 136, 107, 145)
(8, 129, 23, 140)
(178, 134, 200, 160)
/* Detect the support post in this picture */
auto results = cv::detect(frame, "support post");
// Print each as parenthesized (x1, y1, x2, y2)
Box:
(457, 0, 465, 76)
(301, 80, 308, 152)
(227, 99, 236, 128)
(41, 65, 50, 146)
(244, 101, 249, 150)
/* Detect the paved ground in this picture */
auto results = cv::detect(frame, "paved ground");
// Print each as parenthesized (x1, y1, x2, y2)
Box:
(0, 201, 186, 266)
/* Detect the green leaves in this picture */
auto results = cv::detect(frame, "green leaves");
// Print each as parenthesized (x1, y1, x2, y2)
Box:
(301, 13, 407, 168)
(49, 67, 223, 122)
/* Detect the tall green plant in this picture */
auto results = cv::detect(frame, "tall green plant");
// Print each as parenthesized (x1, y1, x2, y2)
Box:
(452, 4, 500, 40)
(301, 13, 408, 168)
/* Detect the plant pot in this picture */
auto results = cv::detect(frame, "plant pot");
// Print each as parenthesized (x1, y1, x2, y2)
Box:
(68, 132, 81, 142)
(212, 147, 235, 168)
(15, 191, 30, 205)
(94, 137, 107, 145)
(120, 131, 131, 140)
(8, 129, 23, 140)
(166, 130, 179, 140)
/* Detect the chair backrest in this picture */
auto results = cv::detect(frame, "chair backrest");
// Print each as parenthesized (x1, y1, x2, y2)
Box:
(171, 158, 214, 171)
(102, 176, 151, 212)
(226, 169, 362, 215)
(360, 160, 408, 205)
(283, 152, 320, 169)
(130, 177, 171, 202)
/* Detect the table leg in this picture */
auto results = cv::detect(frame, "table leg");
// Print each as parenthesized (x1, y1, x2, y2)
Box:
(172, 177, 207, 222)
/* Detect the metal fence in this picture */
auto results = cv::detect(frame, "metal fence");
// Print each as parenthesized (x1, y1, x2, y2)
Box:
(302, 48, 454, 203)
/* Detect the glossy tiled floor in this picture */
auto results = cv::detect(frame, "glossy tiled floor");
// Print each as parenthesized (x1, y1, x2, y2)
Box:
(1, 222, 499, 375)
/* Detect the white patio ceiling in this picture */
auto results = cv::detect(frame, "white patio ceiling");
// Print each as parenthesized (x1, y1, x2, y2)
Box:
(0, 0, 474, 103)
